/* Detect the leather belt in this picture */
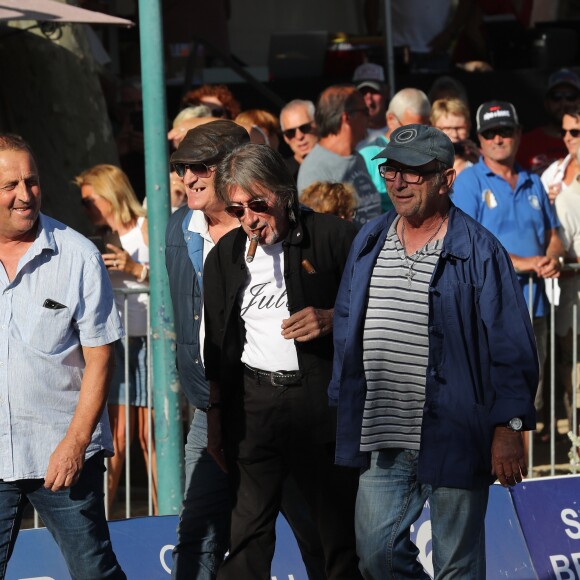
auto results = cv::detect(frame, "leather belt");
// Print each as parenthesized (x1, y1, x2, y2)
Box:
(244, 364, 303, 387)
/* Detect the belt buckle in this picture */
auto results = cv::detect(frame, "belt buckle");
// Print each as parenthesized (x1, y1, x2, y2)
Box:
(270, 371, 286, 387)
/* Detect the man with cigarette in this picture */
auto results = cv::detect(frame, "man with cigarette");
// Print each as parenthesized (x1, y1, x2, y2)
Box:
(203, 143, 361, 578)
(166, 121, 325, 579)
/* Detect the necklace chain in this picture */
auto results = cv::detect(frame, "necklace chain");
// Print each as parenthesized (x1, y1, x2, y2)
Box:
(400, 215, 448, 288)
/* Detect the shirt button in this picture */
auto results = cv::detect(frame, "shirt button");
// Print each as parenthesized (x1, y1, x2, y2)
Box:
(0, 362, 4, 367)
(194, 315, 199, 320)
(0, 325, 6, 330)
(194, 359, 199, 364)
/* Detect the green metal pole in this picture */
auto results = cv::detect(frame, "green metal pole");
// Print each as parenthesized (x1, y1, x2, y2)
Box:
(138, 0, 183, 514)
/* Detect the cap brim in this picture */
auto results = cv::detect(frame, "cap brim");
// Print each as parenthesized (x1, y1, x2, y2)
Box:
(372, 145, 435, 167)
(357, 81, 382, 92)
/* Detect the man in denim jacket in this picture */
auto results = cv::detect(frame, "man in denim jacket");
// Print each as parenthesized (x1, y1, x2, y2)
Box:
(329, 125, 538, 579)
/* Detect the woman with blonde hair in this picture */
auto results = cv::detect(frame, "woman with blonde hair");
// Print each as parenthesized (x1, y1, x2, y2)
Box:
(300, 181, 358, 221)
(75, 164, 157, 514)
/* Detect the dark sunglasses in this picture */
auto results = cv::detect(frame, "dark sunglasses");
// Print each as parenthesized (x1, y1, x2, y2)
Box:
(171, 163, 213, 178)
(561, 128, 580, 138)
(225, 199, 270, 218)
(208, 106, 226, 118)
(548, 91, 579, 102)
(282, 122, 314, 140)
(480, 127, 515, 140)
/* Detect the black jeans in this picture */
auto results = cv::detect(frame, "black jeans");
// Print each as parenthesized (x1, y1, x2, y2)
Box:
(219, 372, 362, 580)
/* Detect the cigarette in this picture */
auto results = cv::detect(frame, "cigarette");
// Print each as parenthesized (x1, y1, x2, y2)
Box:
(301, 259, 316, 274)
(246, 234, 259, 263)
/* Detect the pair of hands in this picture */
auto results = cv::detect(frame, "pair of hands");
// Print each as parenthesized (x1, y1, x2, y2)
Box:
(102, 243, 141, 278)
(517, 255, 561, 279)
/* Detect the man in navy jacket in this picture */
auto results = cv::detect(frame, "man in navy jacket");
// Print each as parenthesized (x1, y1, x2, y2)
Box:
(329, 125, 538, 579)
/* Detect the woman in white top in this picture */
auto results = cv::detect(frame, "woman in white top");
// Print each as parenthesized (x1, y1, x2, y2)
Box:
(76, 164, 157, 513)
(541, 105, 580, 202)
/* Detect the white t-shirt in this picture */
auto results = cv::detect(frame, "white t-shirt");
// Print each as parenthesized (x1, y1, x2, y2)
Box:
(108, 217, 149, 336)
(555, 178, 580, 336)
(239, 240, 299, 371)
(188, 210, 217, 365)
(541, 154, 572, 194)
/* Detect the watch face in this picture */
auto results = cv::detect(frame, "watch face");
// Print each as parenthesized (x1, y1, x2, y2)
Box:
(509, 417, 523, 431)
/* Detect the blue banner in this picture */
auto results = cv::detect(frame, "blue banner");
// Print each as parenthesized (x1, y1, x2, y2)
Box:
(512, 475, 580, 579)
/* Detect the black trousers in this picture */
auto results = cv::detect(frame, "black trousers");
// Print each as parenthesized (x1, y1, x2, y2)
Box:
(219, 372, 362, 580)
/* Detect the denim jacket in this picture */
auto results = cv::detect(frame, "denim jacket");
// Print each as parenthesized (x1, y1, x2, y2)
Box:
(165, 206, 208, 408)
(329, 204, 538, 489)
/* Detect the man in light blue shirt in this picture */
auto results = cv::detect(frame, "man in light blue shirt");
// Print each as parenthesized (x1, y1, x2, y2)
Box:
(454, 100, 564, 440)
(0, 134, 125, 578)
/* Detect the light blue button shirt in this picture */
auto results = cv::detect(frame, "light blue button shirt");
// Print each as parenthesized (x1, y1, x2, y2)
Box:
(0, 214, 124, 480)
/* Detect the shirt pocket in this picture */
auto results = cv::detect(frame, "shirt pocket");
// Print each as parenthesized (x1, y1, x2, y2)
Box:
(442, 280, 478, 330)
(21, 302, 73, 354)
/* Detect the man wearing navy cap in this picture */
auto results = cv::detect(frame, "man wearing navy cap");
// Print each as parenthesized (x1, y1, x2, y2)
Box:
(454, 100, 564, 444)
(330, 124, 539, 579)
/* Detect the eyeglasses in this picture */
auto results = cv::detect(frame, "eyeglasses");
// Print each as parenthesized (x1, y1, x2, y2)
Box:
(548, 91, 579, 102)
(438, 125, 469, 135)
(171, 163, 213, 178)
(561, 128, 580, 138)
(282, 122, 314, 140)
(346, 107, 370, 117)
(379, 165, 439, 184)
(479, 127, 515, 140)
(225, 199, 270, 218)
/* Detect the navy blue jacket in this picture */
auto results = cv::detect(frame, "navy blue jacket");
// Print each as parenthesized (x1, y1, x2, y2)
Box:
(165, 206, 209, 408)
(329, 204, 538, 489)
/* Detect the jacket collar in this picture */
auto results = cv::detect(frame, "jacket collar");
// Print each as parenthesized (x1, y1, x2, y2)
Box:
(371, 203, 471, 261)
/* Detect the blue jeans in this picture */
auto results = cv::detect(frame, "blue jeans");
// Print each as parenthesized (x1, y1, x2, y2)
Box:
(356, 449, 489, 580)
(0, 452, 125, 579)
(172, 409, 231, 580)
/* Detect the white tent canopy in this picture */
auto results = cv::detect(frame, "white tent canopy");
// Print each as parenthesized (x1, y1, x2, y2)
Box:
(0, 0, 133, 26)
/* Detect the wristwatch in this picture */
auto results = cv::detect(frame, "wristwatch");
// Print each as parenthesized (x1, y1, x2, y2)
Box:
(507, 417, 523, 432)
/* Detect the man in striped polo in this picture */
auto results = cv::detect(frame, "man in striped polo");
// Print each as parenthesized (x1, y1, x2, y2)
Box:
(329, 124, 539, 579)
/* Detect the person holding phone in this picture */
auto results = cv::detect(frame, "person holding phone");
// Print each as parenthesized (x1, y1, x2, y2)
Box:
(76, 164, 156, 513)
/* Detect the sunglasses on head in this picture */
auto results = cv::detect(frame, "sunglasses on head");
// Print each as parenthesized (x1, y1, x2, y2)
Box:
(561, 128, 580, 138)
(225, 199, 270, 218)
(282, 122, 314, 140)
(171, 163, 213, 178)
(480, 127, 515, 140)
(548, 91, 579, 102)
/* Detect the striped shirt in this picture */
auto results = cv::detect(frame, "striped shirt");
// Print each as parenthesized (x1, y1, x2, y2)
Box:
(0, 214, 124, 480)
(361, 216, 443, 451)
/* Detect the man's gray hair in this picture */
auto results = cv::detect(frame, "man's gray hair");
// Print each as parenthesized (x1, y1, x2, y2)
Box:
(215, 143, 300, 223)
(388, 88, 430, 119)
(279, 99, 316, 130)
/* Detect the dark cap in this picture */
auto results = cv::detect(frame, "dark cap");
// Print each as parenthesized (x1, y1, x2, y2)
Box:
(547, 69, 580, 93)
(170, 120, 249, 165)
(373, 124, 454, 167)
(476, 101, 519, 133)
(353, 63, 385, 92)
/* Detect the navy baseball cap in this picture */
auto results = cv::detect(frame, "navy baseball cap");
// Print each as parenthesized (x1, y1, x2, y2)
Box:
(373, 124, 455, 167)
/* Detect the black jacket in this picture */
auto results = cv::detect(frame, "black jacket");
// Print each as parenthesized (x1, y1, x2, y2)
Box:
(204, 209, 356, 442)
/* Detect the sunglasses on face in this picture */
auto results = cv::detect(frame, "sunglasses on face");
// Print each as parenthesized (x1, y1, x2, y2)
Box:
(480, 127, 515, 140)
(282, 122, 314, 140)
(378, 165, 439, 184)
(561, 128, 580, 138)
(548, 92, 579, 102)
(171, 163, 213, 178)
(224, 199, 270, 218)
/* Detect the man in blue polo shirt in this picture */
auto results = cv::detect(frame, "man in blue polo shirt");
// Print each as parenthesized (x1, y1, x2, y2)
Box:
(454, 100, 564, 438)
